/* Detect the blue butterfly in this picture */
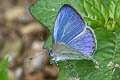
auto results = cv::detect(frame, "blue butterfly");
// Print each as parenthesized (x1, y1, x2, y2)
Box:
(51, 4, 97, 63)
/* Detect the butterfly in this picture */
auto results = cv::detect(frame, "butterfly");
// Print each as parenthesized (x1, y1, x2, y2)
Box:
(50, 4, 97, 63)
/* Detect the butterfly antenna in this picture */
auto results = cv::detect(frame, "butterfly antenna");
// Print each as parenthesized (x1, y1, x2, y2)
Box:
(28, 53, 44, 60)
(24, 53, 44, 63)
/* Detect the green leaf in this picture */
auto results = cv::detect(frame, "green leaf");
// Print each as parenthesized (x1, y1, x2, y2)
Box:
(101, 0, 109, 10)
(108, 0, 120, 19)
(30, 0, 108, 49)
(107, 0, 120, 30)
(113, 67, 120, 80)
(0, 57, 9, 80)
(114, 1, 120, 21)
(58, 71, 68, 80)
(58, 28, 120, 80)
(43, 34, 53, 50)
(112, 28, 120, 80)
(29, 0, 120, 80)
(114, 28, 120, 64)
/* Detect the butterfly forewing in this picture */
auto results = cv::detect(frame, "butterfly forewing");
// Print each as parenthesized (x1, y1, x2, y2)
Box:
(54, 4, 85, 44)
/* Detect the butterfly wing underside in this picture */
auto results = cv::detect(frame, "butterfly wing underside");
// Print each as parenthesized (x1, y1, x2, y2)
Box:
(52, 42, 93, 61)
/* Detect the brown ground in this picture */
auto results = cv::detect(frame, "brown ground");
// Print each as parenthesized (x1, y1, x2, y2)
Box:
(0, 0, 58, 80)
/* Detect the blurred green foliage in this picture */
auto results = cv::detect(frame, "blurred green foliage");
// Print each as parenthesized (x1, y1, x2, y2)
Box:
(0, 57, 9, 80)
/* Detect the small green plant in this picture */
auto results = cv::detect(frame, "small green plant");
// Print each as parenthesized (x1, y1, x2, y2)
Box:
(0, 56, 9, 80)
(29, 0, 120, 80)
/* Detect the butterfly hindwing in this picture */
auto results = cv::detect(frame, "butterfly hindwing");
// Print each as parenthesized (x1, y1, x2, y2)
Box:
(54, 4, 85, 44)
(68, 26, 97, 56)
